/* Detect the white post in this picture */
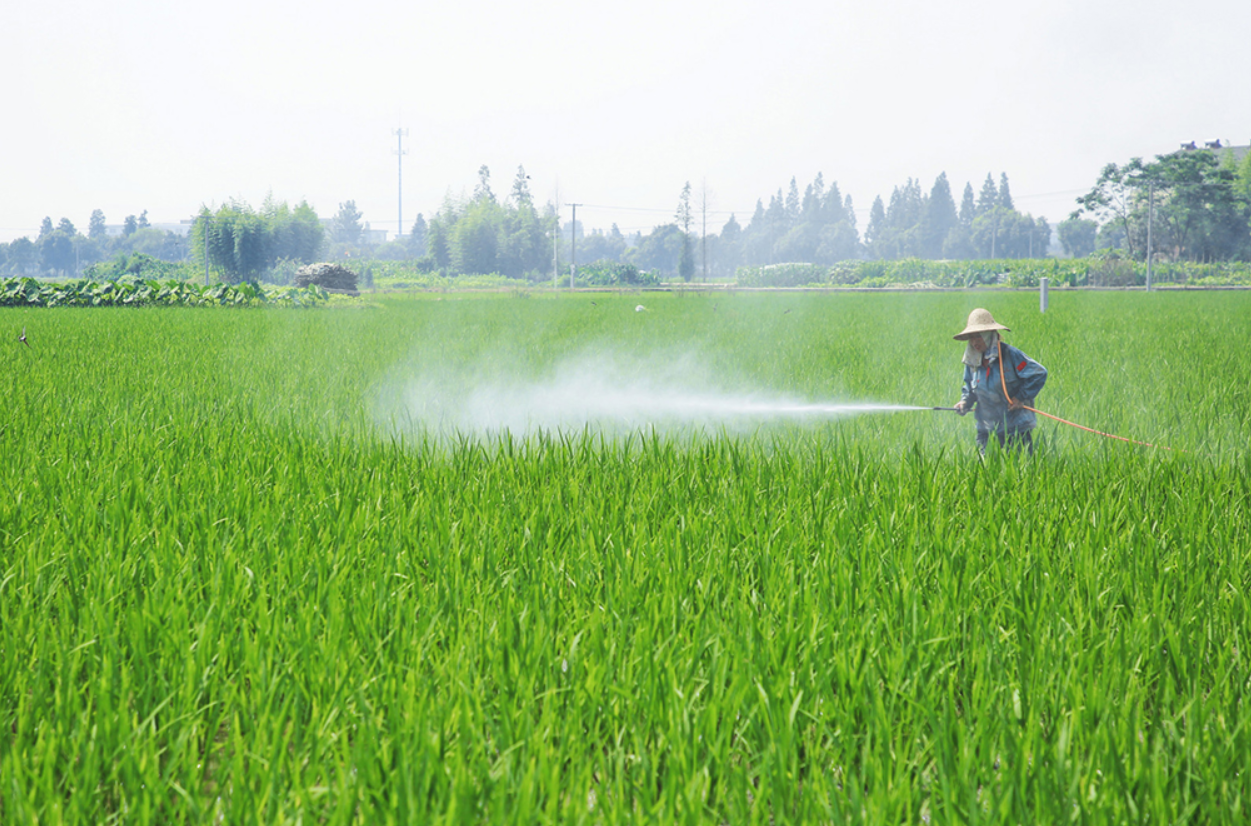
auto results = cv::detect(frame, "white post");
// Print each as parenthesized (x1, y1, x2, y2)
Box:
(570, 203, 579, 289)
(1040, 277, 1049, 313)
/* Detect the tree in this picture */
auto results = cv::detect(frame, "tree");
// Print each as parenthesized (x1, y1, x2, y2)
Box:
(498, 168, 548, 277)
(57, 217, 77, 236)
(510, 166, 533, 207)
(268, 200, 324, 263)
(775, 222, 820, 264)
(784, 177, 801, 224)
(88, 209, 108, 240)
(1058, 217, 1097, 257)
(877, 178, 924, 259)
(942, 225, 976, 259)
(123, 215, 138, 236)
(39, 217, 54, 239)
(969, 207, 1045, 258)
(718, 214, 742, 276)
(407, 213, 428, 257)
(1138, 150, 1249, 261)
(330, 201, 363, 245)
(737, 199, 768, 265)
(816, 221, 858, 262)
(1076, 150, 1251, 262)
(865, 196, 888, 258)
(39, 231, 76, 275)
(921, 172, 958, 258)
(576, 224, 628, 267)
(1032, 216, 1051, 258)
(473, 165, 496, 203)
(1074, 161, 1144, 258)
(113, 227, 187, 261)
(757, 190, 789, 262)
(501, 201, 547, 278)
(138, 210, 150, 229)
(6, 237, 38, 274)
(976, 174, 998, 216)
(628, 224, 684, 276)
(197, 204, 267, 283)
(1235, 152, 1251, 205)
(971, 207, 1009, 258)
(426, 219, 451, 269)
(676, 181, 694, 281)
(72, 234, 105, 270)
(193, 199, 317, 283)
(451, 199, 502, 274)
(959, 183, 976, 227)
(998, 173, 1014, 211)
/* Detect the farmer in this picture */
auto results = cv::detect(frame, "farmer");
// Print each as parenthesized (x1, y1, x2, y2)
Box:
(952, 308, 1047, 454)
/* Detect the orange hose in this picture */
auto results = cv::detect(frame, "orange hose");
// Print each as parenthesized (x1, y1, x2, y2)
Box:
(994, 339, 1187, 453)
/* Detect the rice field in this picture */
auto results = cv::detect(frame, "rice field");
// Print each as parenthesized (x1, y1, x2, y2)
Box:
(1, 290, 1249, 824)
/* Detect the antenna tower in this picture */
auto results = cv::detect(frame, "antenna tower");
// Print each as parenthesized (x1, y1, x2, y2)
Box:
(393, 128, 409, 237)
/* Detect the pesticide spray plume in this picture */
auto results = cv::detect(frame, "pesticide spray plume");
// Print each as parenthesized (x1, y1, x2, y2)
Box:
(377, 350, 943, 439)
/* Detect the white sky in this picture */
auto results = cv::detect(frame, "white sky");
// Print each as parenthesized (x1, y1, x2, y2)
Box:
(4, 0, 1249, 243)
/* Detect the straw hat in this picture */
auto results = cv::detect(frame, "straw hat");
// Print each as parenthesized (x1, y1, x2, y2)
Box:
(953, 308, 1010, 340)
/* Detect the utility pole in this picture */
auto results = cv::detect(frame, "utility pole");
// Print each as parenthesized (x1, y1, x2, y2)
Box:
(1146, 180, 1154, 291)
(394, 128, 408, 238)
(569, 203, 582, 289)
(203, 214, 211, 286)
(701, 183, 708, 282)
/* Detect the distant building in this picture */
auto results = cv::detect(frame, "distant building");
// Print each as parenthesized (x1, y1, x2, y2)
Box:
(1178, 139, 1250, 165)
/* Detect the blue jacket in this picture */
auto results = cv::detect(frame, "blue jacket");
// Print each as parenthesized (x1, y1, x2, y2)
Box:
(961, 342, 1047, 434)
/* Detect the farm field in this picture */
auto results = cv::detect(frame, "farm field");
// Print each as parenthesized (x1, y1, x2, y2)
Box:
(1, 290, 1249, 824)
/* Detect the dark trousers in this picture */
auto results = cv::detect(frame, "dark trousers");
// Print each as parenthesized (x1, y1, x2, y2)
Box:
(978, 429, 1034, 455)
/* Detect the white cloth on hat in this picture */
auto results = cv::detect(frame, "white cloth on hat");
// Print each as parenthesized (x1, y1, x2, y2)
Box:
(961, 331, 999, 368)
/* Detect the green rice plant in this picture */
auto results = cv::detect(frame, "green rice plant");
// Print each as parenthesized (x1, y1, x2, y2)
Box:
(0, 292, 1248, 823)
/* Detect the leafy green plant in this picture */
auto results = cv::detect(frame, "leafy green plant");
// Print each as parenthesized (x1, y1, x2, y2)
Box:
(0, 275, 328, 307)
(575, 260, 659, 287)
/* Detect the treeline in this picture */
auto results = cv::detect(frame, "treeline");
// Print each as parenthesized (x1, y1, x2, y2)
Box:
(561, 171, 1049, 279)
(393, 166, 697, 283)
(736, 254, 1251, 289)
(0, 197, 361, 282)
(414, 166, 552, 279)
(192, 199, 324, 283)
(6, 144, 1250, 282)
(864, 173, 1050, 260)
(1067, 147, 1251, 261)
(0, 211, 190, 278)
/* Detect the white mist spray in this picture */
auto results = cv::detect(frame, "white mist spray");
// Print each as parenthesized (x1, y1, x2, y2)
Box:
(378, 350, 926, 437)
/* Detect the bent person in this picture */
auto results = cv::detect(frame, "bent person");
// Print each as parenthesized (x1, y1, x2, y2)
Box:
(952, 308, 1047, 454)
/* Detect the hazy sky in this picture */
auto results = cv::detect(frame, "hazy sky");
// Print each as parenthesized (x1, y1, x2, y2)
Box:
(5, 0, 1249, 243)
